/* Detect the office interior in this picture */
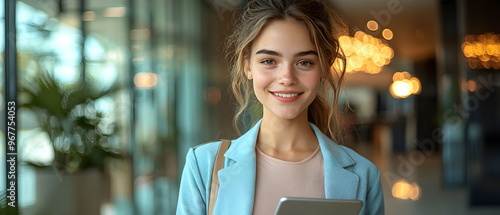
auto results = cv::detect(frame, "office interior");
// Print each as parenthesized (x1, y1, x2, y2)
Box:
(0, 0, 499, 214)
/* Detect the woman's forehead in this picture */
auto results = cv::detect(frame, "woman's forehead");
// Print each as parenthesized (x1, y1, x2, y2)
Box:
(251, 19, 317, 55)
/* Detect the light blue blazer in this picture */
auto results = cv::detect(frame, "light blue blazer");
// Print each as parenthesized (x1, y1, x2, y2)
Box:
(177, 120, 385, 215)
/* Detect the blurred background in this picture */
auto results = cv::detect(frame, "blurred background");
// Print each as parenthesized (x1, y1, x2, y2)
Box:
(0, 0, 499, 214)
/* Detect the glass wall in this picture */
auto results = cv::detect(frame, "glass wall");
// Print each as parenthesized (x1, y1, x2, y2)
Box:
(2, 0, 239, 214)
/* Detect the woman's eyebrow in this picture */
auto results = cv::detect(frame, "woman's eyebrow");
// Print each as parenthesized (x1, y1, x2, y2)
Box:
(255, 49, 281, 56)
(255, 49, 318, 57)
(294, 50, 318, 57)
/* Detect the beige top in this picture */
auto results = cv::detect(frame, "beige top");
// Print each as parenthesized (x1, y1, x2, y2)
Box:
(253, 146, 325, 215)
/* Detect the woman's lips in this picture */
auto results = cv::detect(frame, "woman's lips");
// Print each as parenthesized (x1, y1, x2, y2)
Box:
(270, 91, 303, 103)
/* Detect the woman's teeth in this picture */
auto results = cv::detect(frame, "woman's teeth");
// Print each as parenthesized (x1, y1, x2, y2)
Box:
(273, 93, 298, 98)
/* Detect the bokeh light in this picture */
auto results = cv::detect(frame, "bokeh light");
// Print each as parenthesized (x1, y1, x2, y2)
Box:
(467, 80, 477, 92)
(392, 179, 422, 201)
(462, 33, 500, 69)
(390, 71, 422, 99)
(382, 29, 394, 40)
(134, 72, 158, 88)
(367, 20, 379, 31)
(410, 77, 422, 94)
(391, 80, 411, 98)
(334, 31, 394, 74)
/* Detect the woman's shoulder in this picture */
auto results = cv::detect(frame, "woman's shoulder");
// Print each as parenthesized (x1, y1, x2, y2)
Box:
(182, 140, 224, 176)
(193, 140, 222, 150)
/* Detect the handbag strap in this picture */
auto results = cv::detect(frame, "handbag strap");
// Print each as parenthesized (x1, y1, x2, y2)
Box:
(209, 139, 231, 215)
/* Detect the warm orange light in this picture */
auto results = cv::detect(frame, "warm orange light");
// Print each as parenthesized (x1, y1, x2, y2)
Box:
(409, 183, 422, 200)
(134, 72, 158, 88)
(479, 54, 491, 62)
(391, 80, 412, 98)
(335, 31, 393, 74)
(401, 71, 412, 80)
(392, 180, 422, 201)
(380, 46, 394, 59)
(462, 43, 474, 58)
(410, 77, 422, 94)
(462, 33, 500, 69)
(365, 61, 382, 74)
(349, 55, 363, 70)
(474, 43, 485, 56)
(486, 44, 497, 56)
(366, 44, 378, 58)
(354, 31, 365, 41)
(390, 72, 421, 98)
(392, 180, 411, 199)
(352, 40, 363, 53)
(392, 72, 403, 82)
(467, 80, 477, 92)
(367, 20, 379, 31)
(339, 36, 352, 50)
(382, 29, 394, 40)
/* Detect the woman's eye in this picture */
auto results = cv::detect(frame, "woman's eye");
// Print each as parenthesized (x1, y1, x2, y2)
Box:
(298, 61, 313, 66)
(261, 59, 275, 65)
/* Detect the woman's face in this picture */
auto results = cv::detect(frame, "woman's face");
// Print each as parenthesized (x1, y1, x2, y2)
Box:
(245, 18, 321, 121)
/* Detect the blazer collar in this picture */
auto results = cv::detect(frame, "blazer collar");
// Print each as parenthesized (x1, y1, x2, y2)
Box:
(224, 119, 262, 162)
(311, 123, 359, 199)
(215, 120, 360, 214)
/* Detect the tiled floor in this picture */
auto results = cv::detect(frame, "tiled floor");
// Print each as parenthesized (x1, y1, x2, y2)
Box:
(355, 142, 500, 215)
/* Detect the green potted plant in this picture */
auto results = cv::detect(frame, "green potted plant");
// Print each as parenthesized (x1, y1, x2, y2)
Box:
(19, 71, 124, 215)
(20, 71, 123, 173)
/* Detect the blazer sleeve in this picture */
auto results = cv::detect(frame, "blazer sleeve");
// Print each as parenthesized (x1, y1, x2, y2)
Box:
(365, 169, 385, 215)
(176, 148, 207, 215)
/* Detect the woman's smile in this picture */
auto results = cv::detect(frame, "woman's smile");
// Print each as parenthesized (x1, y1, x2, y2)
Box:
(270, 91, 303, 103)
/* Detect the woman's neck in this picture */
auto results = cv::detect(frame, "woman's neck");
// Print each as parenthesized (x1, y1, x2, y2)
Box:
(257, 110, 319, 161)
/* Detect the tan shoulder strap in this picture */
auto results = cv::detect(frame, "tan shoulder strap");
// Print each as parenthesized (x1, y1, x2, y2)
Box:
(208, 139, 231, 215)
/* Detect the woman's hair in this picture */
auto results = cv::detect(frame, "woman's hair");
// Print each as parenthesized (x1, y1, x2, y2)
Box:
(227, 0, 349, 143)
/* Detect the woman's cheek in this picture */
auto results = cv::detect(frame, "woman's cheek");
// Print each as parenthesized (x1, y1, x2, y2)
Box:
(253, 71, 273, 86)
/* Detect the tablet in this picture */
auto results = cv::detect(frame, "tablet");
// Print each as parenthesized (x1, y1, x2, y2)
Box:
(274, 197, 363, 215)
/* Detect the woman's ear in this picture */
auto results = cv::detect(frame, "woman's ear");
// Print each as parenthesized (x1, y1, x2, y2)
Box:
(244, 60, 253, 80)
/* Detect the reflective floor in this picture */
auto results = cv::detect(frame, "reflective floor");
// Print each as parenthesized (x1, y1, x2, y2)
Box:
(355, 142, 500, 215)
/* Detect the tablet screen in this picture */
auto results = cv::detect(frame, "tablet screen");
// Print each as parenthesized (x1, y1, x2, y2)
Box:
(274, 197, 363, 215)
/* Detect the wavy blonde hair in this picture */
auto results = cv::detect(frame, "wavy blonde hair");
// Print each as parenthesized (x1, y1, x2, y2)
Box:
(227, 0, 349, 143)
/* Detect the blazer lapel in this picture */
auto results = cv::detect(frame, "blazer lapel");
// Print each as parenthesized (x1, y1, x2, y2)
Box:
(214, 120, 262, 215)
(311, 124, 360, 200)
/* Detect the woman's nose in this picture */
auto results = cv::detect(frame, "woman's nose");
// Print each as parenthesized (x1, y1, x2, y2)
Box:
(278, 64, 297, 86)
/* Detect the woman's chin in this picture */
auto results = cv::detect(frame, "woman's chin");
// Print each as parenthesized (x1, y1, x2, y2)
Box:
(267, 109, 308, 121)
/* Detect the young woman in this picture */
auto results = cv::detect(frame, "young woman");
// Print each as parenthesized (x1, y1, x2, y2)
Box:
(177, 0, 385, 214)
